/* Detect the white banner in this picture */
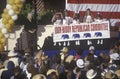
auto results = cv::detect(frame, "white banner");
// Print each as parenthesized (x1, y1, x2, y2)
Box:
(53, 21, 110, 42)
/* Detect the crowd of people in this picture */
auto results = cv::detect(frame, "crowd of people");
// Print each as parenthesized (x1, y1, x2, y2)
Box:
(0, 7, 119, 79)
(52, 8, 106, 25)
(0, 40, 120, 79)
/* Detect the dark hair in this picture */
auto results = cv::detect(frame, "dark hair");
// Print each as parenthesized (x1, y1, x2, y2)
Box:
(49, 72, 59, 79)
(7, 61, 15, 70)
(87, 8, 91, 11)
(76, 49, 83, 55)
(53, 54, 61, 64)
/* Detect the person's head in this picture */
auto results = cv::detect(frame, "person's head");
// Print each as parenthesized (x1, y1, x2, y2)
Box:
(115, 69, 120, 78)
(76, 59, 85, 69)
(64, 10, 69, 17)
(14, 66, 21, 77)
(89, 46, 95, 55)
(96, 12, 102, 19)
(32, 74, 46, 79)
(55, 13, 62, 19)
(60, 47, 68, 55)
(85, 53, 94, 62)
(86, 69, 97, 79)
(89, 50, 95, 55)
(49, 72, 58, 79)
(47, 69, 58, 79)
(94, 56, 103, 66)
(7, 61, 15, 70)
(104, 70, 115, 79)
(27, 62, 39, 76)
(86, 8, 91, 15)
(27, 12, 34, 20)
(73, 13, 80, 19)
(23, 58, 27, 64)
(53, 54, 61, 64)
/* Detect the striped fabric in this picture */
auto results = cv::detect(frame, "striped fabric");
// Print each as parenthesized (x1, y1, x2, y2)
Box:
(66, 0, 120, 26)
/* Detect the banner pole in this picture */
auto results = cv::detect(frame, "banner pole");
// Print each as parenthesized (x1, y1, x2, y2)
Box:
(65, 0, 68, 10)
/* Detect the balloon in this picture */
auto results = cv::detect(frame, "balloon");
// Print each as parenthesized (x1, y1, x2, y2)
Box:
(1, 13, 6, 18)
(0, 33, 4, 38)
(6, 4, 12, 10)
(2, 19, 8, 24)
(0, 26, 3, 29)
(0, 0, 24, 52)
(0, 44, 4, 52)
(3, 9, 8, 14)
(0, 24, 4, 29)
(8, 19, 14, 25)
(12, 5, 19, 11)
(5, 14, 11, 20)
(5, 24, 12, 32)
(4, 33, 10, 38)
(11, 14, 18, 20)
(0, 21, 5, 29)
(15, 0, 22, 4)
(15, 10, 20, 14)
(8, 0, 15, 5)
(8, 9, 14, 16)
(0, 22, 5, 28)
(2, 12, 9, 18)
(0, 38, 7, 44)
(5, 24, 11, 29)
(2, 28, 7, 34)
(17, 4, 23, 8)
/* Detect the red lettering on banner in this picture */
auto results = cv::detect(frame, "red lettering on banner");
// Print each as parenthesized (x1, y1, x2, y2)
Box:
(72, 25, 78, 32)
(102, 23, 108, 30)
(55, 22, 109, 34)
(77, 25, 83, 32)
(62, 26, 71, 33)
(82, 24, 90, 31)
(55, 27, 61, 34)
(72, 25, 90, 32)
(91, 23, 108, 31)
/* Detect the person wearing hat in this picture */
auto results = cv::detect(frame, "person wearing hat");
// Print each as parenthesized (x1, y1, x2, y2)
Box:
(32, 74, 46, 79)
(89, 45, 97, 58)
(115, 69, 120, 78)
(104, 70, 116, 79)
(65, 55, 75, 63)
(86, 69, 97, 79)
(75, 59, 88, 79)
(7, 51, 19, 67)
(46, 69, 59, 79)
(76, 59, 85, 69)
(60, 47, 69, 64)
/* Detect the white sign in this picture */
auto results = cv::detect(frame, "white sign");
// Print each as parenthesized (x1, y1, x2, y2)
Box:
(53, 21, 110, 42)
